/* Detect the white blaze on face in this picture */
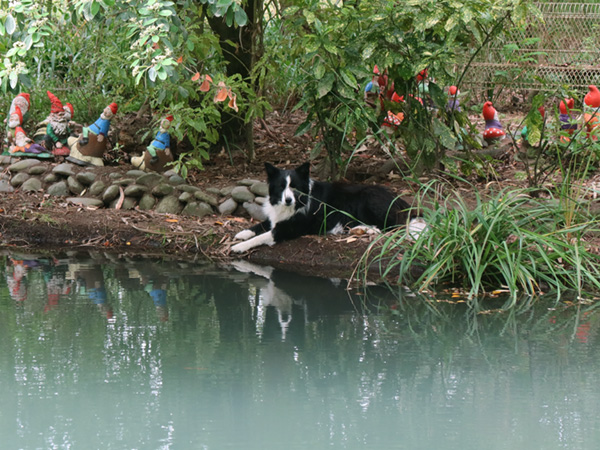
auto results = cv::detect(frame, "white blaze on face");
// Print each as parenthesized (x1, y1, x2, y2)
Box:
(282, 175, 295, 207)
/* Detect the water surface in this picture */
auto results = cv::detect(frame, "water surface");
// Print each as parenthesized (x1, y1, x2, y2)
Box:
(1, 252, 599, 449)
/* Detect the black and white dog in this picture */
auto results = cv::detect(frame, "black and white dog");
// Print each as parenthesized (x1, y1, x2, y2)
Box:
(231, 162, 424, 253)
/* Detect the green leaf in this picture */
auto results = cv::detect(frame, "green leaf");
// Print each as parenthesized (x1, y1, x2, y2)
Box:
(5, 14, 16, 35)
(317, 73, 335, 98)
(148, 66, 157, 82)
(9, 72, 18, 89)
(158, 68, 168, 80)
(90, 1, 100, 17)
(313, 62, 325, 80)
(234, 8, 247, 26)
(159, 9, 173, 17)
(295, 119, 313, 137)
(340, 69, 357, 88)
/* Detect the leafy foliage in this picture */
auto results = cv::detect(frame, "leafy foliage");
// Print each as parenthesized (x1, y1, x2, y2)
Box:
(360, 181, 600, 303)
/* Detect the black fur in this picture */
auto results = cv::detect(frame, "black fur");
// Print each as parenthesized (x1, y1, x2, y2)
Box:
(231, 162, 413, 252)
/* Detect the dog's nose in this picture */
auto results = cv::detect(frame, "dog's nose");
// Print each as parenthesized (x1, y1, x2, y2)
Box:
(285, 197, 293, 205)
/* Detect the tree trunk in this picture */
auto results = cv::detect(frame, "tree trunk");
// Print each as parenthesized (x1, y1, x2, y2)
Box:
(206, 0, 262, 159)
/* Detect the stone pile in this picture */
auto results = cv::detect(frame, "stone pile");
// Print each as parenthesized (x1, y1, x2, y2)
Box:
(0, 156, 269, 222)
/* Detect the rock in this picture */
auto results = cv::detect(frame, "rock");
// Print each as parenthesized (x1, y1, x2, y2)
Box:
(9, 159, 42, 172)
(113, 178, 135, 186)
(163, 169, 178, 177)
(123, 184, 148, 198)
(194, 190, 219, 206)
(218, 198, 238, 215)
(152, 183, 174, 197)
(28, 165, 47, 176)
(250, 181, 269, 197)
(243, 201, 267, 222)
(0, 155, 15, 165)
(168, 174, 185, 185)
(102, 185, 121, 203)
(179, 192, 194, 203)
(76, 171, 97, 186)
(220, 185, 235, 196)
(10, 172, 29, 187)
(0, 179, 15, 193)
(108, 196, 136, 210)
(109, 172, 122, 179)
(231, 186, 255, 203)
(238, 178, 260, 186)
(136, 172, 164, 188)
(126, 169, 147, 178)
(206, 187, 222, 196)
(255, 196, 267, 206)
(89, 180, 106, 196)
(21, 178, 43, 192)
(138, 193, 156, 210)
(67, 176, 85, 195)
(67, 197, 105, 208)
(47, 181, 70, 197)
(155, 195, 183, 214)
(182, 201, 213, 218)
(52, 162, 76, 177)
(44, 173, 58, 184)
(179, 185, 201, 193)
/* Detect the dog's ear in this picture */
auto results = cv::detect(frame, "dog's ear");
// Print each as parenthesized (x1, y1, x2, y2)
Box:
(264, 162, 278, 179)
(295, 162, 310, 179)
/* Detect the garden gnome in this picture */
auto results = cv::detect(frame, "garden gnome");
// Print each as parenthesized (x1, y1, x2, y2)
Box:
(446, 86, 461, 112)
(559, 98, 577, 143)
(583, 85, 600, 140)
(4, 105, 24, 154)
(3, 93, 30, 154)
(38, 91, 72, 155)
(67, 102, 118, 166)
(9, 126, 50, 157)
(482, 101, 506, 144)
(131, 115, 174, 172)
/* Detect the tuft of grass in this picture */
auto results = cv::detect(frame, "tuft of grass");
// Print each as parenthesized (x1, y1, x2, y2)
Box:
(357, 180, 600, 305)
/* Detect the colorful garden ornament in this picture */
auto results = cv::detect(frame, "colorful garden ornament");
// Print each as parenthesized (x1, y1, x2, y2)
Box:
(482, 101, 506, 144)
(583, 85, 600, 140)
(9, 126, 52, 158)
(559, 98, 577, 143)
(3, 93, 30, 155)
(131, 115, 174, 172)
(446, 86, 461, 112)
(35, 91, 73, 155)
(67, 102, 118, 166)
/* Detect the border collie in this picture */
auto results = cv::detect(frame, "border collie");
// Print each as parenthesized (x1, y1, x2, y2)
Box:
(231, 162, 422, 253)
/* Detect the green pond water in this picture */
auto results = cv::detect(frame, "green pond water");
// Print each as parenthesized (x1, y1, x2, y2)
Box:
(1, 251, 600, 449)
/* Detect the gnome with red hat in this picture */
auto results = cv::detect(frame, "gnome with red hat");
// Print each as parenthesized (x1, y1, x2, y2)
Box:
(559, 98, 577, 143)
(131, 115, 175, 172)
(67, 102, 118, 166)
(446, 86, 461, 112)
(41, 91, 73, 155)
(3, 93, 31, 155)
(583, 85, 600, 140)
(482, 101, 506, 144)
(9, 126, 49, 156)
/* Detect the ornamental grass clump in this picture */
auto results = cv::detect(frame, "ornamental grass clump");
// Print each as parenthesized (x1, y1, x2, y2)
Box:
(361, 184, 600, 305)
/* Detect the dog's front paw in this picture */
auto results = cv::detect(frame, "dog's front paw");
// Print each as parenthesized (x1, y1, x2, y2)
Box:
(234, 229, 256, 241)
(231, 240, 251, 253)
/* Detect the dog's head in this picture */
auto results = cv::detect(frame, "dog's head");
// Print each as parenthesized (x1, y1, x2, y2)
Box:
(264, 162, 311, 209)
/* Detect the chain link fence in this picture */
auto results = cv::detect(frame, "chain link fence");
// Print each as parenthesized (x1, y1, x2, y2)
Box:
(464, 1, 600, 102)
